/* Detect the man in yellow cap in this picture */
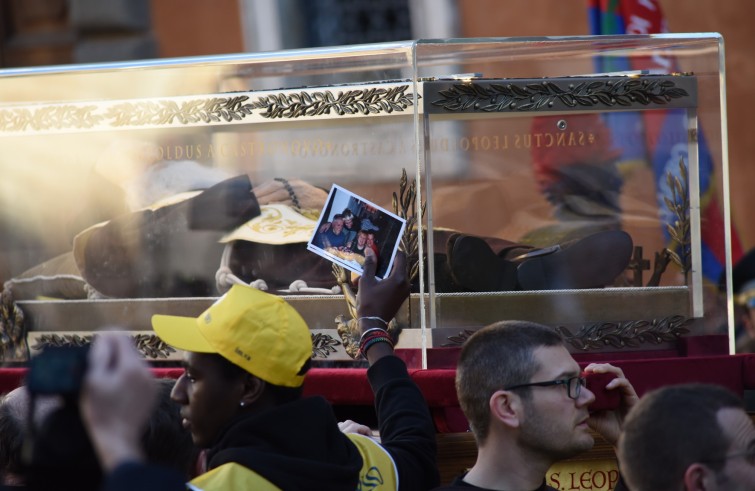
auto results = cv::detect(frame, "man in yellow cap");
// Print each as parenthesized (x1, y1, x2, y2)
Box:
(79, 248, 439, 491)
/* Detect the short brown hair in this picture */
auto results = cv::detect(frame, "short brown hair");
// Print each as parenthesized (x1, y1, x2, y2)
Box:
(456, 320, 563, 444)
(618, 383, 743, 491)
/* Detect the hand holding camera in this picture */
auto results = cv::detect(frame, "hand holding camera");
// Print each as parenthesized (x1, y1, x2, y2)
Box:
(80, 333, 157, 472)
(583, 363, 639, 447)
(584, 370, 621, 413)
(23, 333, 156, 489)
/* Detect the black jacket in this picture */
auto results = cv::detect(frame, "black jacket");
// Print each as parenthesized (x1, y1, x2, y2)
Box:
(206, 355, 439, 490)
(102, 462, 185, 491)
(206, 396, 364, 490)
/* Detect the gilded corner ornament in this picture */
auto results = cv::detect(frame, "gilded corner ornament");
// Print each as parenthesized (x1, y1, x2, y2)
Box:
(311, 332, 342, 359)
(429, 76, 693, 114)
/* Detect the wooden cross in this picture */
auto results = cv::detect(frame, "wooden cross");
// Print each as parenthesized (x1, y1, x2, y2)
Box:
(628, 246, 651, 287)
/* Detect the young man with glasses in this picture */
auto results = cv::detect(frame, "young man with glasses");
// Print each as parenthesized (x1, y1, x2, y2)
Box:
(618, 383, 755, 491)
(433, 320, 637, 491)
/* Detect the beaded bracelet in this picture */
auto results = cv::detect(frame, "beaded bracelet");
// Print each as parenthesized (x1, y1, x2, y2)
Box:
(359, 327, 389, 345)
(359, 333, 390, 353)
(359, 336, 393, 352)
(359, 335, 394, 358)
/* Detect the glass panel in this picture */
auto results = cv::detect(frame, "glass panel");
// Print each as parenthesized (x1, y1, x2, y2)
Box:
(414, 34, 728, 354)
(0, 43, 421, 364)
(0, 34, 730, 364)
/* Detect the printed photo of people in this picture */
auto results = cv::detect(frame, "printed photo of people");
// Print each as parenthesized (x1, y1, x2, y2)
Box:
(307, 184, 406, 280)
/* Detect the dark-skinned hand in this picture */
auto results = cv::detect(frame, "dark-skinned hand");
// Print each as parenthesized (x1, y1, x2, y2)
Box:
(356, 248, 409, 331)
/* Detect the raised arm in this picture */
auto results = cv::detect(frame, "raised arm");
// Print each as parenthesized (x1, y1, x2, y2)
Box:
(357, 249, 440, 490)
(80, 334, 186, 491)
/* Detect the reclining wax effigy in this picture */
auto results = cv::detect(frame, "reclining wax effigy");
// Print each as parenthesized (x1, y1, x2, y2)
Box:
(4, 167, 635, 303)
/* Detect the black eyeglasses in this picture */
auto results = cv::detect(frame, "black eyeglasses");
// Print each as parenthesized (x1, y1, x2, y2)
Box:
(702, 446, 755, 466)
(503, 376, 587, 400)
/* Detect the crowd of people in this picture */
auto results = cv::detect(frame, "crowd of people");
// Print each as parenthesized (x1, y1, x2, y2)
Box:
(0, 247, 752, 490)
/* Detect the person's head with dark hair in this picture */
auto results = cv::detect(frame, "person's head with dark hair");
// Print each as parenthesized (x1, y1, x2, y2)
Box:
(0, 397, 23, 487)
(3, 378, 197, 489)
(152, 285, 312, 450)
(26, 392, 103, 491)
(449, 320, 638, 490)
(0, 388, 61, 487)
(366, 232, 378, 252)
(341, 209, 359, 232)
(143, 378, 198, 478)
(618, 383, 754, 491)
(456, 320, 566, 444)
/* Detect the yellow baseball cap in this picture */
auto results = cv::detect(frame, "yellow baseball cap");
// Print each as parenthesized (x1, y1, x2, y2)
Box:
(152, 285, 312, 387)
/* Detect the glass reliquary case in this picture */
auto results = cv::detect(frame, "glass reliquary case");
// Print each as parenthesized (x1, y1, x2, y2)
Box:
(0, 33, 732, 365)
